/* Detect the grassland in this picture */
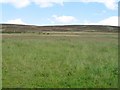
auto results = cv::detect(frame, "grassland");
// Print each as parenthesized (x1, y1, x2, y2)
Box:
(0, 34, 2, 89)
(2, 32, 118, 88)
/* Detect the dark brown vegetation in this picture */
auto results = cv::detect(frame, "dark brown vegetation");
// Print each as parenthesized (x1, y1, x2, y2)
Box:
(0, 24, 119, 33)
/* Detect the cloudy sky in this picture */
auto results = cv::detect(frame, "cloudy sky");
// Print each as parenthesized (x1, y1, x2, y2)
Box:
(0, 0, 119, 26)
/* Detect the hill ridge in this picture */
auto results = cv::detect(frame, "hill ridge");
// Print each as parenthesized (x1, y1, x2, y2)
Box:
(0, 24, 119, 33)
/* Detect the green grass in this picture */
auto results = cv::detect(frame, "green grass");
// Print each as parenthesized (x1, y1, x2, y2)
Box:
(0, 35, 2, 89)
(2, 33, 118, 88)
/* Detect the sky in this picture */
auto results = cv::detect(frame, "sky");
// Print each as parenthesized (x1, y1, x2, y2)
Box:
(0, 0, 119, 26)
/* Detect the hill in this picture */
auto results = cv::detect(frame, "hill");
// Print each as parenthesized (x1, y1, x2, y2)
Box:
(0, 24, 119, 33)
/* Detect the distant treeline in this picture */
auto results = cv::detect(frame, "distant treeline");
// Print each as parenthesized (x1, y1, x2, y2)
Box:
(0, 24, 119, 33)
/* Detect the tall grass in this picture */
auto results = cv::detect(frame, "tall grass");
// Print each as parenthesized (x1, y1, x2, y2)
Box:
(2, 34, 118, 88)
(0, 34, 2, 89)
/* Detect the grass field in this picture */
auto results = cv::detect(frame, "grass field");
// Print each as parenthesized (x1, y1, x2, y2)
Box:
(0, 34, 2, 89)
(2, 32, 118, 88)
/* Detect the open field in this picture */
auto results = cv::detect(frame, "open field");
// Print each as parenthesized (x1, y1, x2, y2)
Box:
(2, 32, 118, 88)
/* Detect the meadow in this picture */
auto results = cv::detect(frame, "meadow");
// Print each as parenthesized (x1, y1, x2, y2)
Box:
(2, 32, 118, 88)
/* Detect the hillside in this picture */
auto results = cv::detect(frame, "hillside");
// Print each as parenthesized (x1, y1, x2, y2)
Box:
(0, 24, 119, 33)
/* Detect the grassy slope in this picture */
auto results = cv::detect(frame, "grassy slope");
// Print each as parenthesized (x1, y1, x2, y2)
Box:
(0, 34, 2, 89)
(2, 33, 118, 88)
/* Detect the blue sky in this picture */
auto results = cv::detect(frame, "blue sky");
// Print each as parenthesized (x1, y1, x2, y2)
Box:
(0, 0, 119, 26)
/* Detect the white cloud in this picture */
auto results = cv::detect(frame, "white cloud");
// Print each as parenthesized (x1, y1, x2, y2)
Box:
(0, 0, 118, 10)
(0, 0, 63, 8)
(0, 0, 30, 8)
(32, 0, 64, 8)
(6, 19, 26, 25)
(84, 16, 118, 26)
(79, 0, 118, 10)
(50, 15, 77, 24)
(98, 16, 118, 26)
(4, 16, 118, 26)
